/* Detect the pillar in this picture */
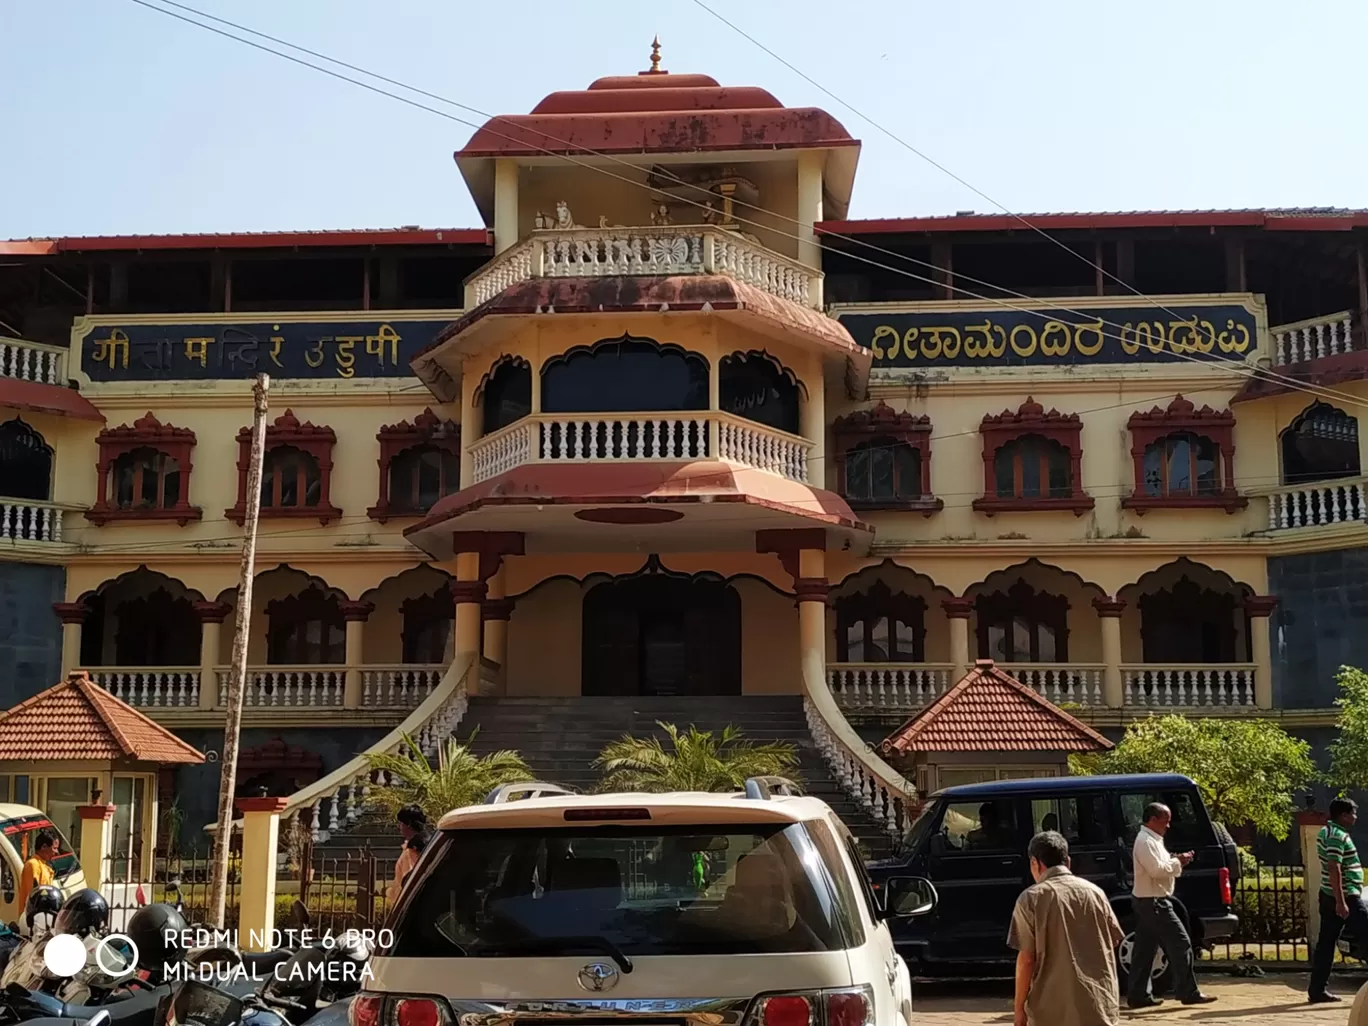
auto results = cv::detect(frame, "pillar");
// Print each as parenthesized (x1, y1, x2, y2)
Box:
(1246, 595, 1278, 710)
(799, 354, 825, 487)
(1298, 808, 1329, 949)
(76, 803, 114, 894)
(459, 374, 480, 490)
(796, 151, 824, 307)
(1093, 596, 1126, 708)
(338, 600, 374, 709)
(53, 603, 87, 678)
(795, 548, 829, 704)
(493, 159, 519, 255)
(942, 598, 973, 673)
(451, 552, 486, 694)
(482, 566, 511, 693)
(235, 797, 287, 952)
(193, 602, 230, 709)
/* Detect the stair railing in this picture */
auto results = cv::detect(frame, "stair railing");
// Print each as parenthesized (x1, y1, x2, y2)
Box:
(280, 655, 475, 841)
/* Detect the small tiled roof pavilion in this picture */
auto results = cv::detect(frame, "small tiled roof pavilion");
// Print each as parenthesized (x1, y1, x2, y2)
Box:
(880, 660, 1113, 795)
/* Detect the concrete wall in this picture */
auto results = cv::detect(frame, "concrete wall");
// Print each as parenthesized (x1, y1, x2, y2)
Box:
(0, 562, 64, 706)
(1268, 546, 1368, 708)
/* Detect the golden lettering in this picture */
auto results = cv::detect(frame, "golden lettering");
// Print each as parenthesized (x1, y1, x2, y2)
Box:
(1039, 321, 1072, 357)
(334, 335, 362, 379)
(1167, 317, 1200, 354)
(183, 336, 214, 367)
(1219, 320, 1251, 353)
(1073, 320, 1104, 356)
(1193, 321, 1217, 354)
(269, 336, 284, 368)
(305, 338, 327, 369)
(91, 329, 130, 370)
(901, 327, 918, 360)
(365, 324, 402, 368)
(964, 321, 1005, 359)
(1120, 323, 1140, 355)
(921, 326, 960, 360)
(870, 325, 897, 360)
(1143, 322, 1166, 353)
(1009, 324, 1038, 358)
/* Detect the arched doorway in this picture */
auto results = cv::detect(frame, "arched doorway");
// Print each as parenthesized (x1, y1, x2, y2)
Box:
(581, 568, 741, 696)
(0, 418, 53, 501)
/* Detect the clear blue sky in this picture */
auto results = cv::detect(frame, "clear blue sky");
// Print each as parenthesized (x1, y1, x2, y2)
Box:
(3, 0, 1365, 238)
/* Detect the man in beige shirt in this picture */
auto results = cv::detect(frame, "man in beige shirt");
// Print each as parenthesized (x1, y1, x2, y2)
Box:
(1007, 830, 1124, 1026)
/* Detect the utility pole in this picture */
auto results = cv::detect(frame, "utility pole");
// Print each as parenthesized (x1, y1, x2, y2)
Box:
(209, 373, 269, 928)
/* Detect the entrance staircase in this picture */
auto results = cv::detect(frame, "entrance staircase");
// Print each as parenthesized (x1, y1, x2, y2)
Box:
(315, 695, 898, 859)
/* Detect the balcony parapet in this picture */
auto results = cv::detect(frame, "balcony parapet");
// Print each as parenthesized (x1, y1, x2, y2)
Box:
(1272, 311, 1361, 366)
(0, 337, 66, 384)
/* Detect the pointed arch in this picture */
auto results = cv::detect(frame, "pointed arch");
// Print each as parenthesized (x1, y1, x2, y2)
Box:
(718, 350, 803, 435)
(1280, 401, 1360, 485)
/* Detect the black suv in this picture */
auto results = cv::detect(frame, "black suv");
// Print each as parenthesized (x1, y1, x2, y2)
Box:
(868, 773, 1239, 988)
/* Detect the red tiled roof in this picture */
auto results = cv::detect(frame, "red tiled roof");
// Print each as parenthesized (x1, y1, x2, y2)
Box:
(0, 227, 490, 255)
(0, 377, 104, 421)
(881, 661, 1113, 755)
(0, 673, 204, 764)
(819, 208, 1368, 236)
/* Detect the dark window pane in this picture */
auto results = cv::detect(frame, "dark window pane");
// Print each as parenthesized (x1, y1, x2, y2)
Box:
(894, 445, 921, 499)
(893, 619, 918, 661)
(1167, 435, 1192, 494)
(542, 337, 710, 414)
(994, 445, 1016, 497)
(417, 449, 443, 509)
(1020, 441, 1041, 498)
(162, 465, 181, 506)
(868, 617, 889, 661)
(718, 353, 801, 434)
(482, 360, 533, 435)
(1194, 435, 1218, 494)
(1046, 445, 1070, 498)
(846, 448, 871, 499)
(871, 447, 895, 499)
(1143, 444, 1163, 496)
(279, 459, 299, 506)
(845, 621, 865, 662)
(1037, 622, 1058, 661)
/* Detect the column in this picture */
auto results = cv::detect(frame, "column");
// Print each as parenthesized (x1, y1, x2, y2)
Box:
(338, 600, 374, 709)
(76, 803, 115, 894)
(235, 797, 288, 952)
(799, 354, 825, 487)
(1093, 596, 1126, 708)
(482, 566, 511, 693)
(459, 374, 480, 490)
(1298, 808, 1328, 949)
(795, 548, 830, 707)
(53, 602, 87, 679)
(193, 602, 230, 709)
(796, 151, 824, 307)
(942, 598, 972, 674)
(1246, 595, 1278, 710)
(451, 552, 486, 695)
(493, 159, 519, 255)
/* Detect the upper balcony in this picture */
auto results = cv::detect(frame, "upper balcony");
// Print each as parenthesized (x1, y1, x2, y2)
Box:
(0, 335, 102, 421)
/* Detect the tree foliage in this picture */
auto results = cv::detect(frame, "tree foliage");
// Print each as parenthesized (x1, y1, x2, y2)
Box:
(594, 722, 799, 794)
(363, 731, 531, 823)
(1329, 665, 1368, 796)
(1074, 715, 1315, 840)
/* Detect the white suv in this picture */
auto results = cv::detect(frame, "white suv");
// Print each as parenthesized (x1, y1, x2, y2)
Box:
(353, 778, 938, 1026)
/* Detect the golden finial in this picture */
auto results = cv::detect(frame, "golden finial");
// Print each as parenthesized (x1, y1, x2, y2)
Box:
(648, 35, 663, 73)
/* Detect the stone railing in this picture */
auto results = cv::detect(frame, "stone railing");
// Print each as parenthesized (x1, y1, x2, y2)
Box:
(827, 664, 954, 712)
(0, 499, 66, 543)
(805, 699, 916, 844)
(1122, 664, 1257, 708)
(360, 665, 443, 707)
(281, 657, 473, 841)
(466, 226, 821, 309)
(223, 667, 348, 708)
(468, 411, 812, 485)
(1265, 477, 1367, 530)
(87, 668, 201, 707)
(0, 337, 66, 384)
(1272, 311, 1359, 365)
(1000, 664, 1107, 706)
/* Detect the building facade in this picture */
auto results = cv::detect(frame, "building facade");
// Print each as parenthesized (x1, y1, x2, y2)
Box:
(3, 52, 1367, 851)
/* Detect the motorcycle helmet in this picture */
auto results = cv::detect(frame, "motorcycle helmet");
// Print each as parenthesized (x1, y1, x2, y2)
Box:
(25, 885, 63, 932)
(322, 931, 372, 999)
(126, 903, 188, 978)
(53, 889, 108, 938)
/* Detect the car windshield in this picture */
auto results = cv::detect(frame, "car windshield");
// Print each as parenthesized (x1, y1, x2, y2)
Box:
(1, 815, 79, 880)
(901, 801, 939, 852)
(390, 822, 854, 957)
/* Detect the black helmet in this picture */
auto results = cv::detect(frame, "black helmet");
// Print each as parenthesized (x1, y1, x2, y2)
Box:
(322, 931, 371, 998)
(54, 888, 109, 938)
(126, 903, 187, 976)
(25, 885, 63, 930)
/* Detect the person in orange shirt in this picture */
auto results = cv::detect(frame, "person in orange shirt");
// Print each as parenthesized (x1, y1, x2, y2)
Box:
(16, 832, 58, 916)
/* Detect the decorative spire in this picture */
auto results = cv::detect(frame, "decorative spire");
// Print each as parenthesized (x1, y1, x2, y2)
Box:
(646, 35, 664, 74)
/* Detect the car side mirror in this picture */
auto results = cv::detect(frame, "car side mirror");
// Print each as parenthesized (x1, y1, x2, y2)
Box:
(883, 876, 938, 919)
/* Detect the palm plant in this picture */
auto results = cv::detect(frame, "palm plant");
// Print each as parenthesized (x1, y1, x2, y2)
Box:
(594, 721, 800, 794)
(363, 731, 532, 822)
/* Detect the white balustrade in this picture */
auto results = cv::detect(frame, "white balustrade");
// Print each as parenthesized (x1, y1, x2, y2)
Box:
(717, 415, 810, 482)
(827, 664, 953, 711)
(465, 226, 822, 310)
(231, 667, 347, 707)
(360, 666, 443, 708)
(1000, 664, 1106, 706)
(540, 415, 710, 462)
(0, 500, 63, 543)
(1266, 478, 1367, 529)
(1122, 664, 1257, 708)
(805, 699, 916, 843)
(468, 420, 535, 483)
(0, 338, 66, 384)
(87, 668, 200, 707)
(1273, 311, 1358, 365)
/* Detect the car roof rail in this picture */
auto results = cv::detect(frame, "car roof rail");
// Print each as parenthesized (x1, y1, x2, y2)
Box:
(743, 776, 804, 801)
(483, 781, 577, 804)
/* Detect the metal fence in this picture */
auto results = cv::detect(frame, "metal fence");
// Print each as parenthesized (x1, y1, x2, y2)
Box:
(274, 840, 398, 934)
(1204, 862, 1308, 964)
(101, 847, 243, 931)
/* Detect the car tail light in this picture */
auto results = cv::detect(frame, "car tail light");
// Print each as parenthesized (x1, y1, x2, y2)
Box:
(394, 999, 443, 1026)
(761, 996, 812, 1026)
(825, 990, 871, 1026)
(350, 994, 382, 1026)
(1219, 867, 1232, 906)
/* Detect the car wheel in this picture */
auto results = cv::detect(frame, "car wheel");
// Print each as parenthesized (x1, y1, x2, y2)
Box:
(1116, 931, 1174, 997)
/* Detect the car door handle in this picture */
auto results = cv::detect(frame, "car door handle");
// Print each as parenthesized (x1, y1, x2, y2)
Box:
(1000, 859, 1017, 866)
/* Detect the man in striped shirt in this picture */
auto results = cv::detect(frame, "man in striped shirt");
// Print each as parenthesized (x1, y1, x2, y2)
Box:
(1310, 797, 1368, 1003)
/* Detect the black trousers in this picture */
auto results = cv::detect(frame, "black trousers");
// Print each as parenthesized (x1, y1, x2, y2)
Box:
(1310, 891, 1368, 996)
(1127, 896, 1201, 1005)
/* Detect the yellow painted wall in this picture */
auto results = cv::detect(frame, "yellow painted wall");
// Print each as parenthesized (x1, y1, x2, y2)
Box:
(735, 578, 801, 693)
(505, 577, 582, 697)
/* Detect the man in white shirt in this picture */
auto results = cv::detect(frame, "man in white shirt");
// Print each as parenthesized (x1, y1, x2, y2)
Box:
(1126, 803, 1216, 1009)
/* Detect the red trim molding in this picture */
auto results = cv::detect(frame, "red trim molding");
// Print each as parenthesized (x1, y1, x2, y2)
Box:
(368, 408, 461, 523)
(972, 398, 1092, 516)
(192, 600, 232, 624)
(1092, 596, 1127, 618)
(77, 804, 116, 822)
(1245, 595, 1280, 617)
(1121, 396, 1247, 514)
(226, 410, 342, 525)
(338, 599, 375, 623)
(53, 601, 89, 625)
(235, 797, 291, 814)
(831, 402, 942, 515)
(482, 598, 515, 622)
(85, 413, 202, 526)
(942, 597, 974, 620)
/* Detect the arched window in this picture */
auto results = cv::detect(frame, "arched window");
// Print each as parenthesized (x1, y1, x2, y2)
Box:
(401, 590, 454, 664)
(112, 447, 182, 510)
(976, 582, 1069, 662)
(993, 435, 1071, 500)
(0, 419, 52, 501)
(1138, 577, 1239, 663)
(1281, 402, 1361, 485)
(540, 336, 709, 414)
(718, 352, 801, 435)
(388, 445, 460, 515)
(845, 439, 922, 502)
(266, 586, 345, 664)
(1142, 432, 1220, 497)
(836, 581, 926, 662)
(110, 587, 199, 665)
(481, 358, 532, 435)
(260, 446, 321, 510)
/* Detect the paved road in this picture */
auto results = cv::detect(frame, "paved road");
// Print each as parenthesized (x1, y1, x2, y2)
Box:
(911, 973, 1356, 1023)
